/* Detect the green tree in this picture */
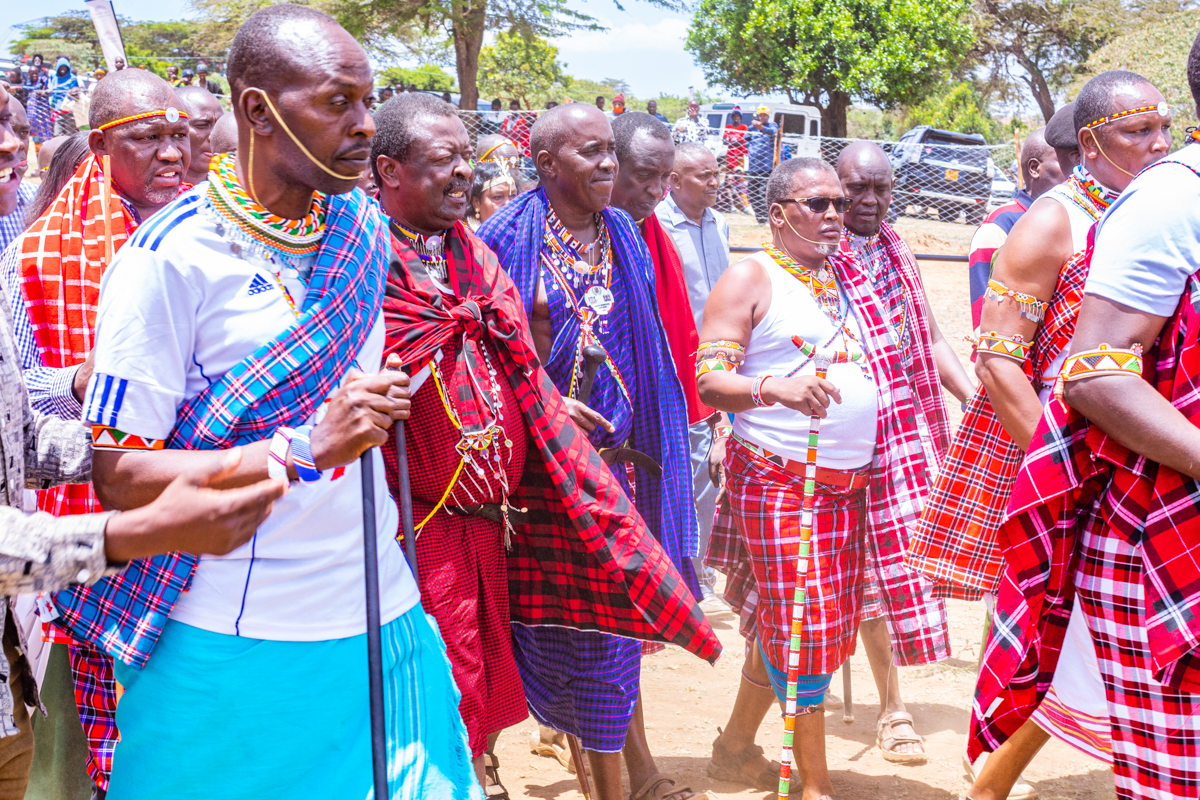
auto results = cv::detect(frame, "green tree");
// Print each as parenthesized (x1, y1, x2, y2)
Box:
(11, 12, 103, 65)
(378, 65, 457, 92)
(902, 80, 1006, 140)
(477, 31, 566, 108)
(1070, 7, 1200, 147)
(686, 0, 973, 137)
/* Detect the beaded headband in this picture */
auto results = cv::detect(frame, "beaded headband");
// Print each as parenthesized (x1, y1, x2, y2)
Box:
(1084, 101, 1170, 129)
(97, 107, 187, 132)
(482, 158, 517, 193)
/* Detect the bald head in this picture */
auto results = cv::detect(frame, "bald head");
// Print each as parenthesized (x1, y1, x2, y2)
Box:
(836, 142, 894, 236)
(210, 112, 238, 156)
(89, 68, 180, 130)
(835, 141, 892, 182)
(227, 4, 356, 99)
(1019, 126, 1066, 199)
(176, 86, 225, 184)
(529, 103, 609, 172)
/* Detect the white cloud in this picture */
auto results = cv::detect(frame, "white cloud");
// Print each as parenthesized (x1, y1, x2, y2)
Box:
(552, 17, 691, 54)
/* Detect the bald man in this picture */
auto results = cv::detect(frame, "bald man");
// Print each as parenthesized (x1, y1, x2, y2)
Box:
(0, 92, 33, 252)
(0, 68, 192, 793)
(208, 111, 237, 156)
(966, 120, 1070, 336)
(60, 7, 476, 799)
(833, 141, 971, 764)
(477, 103, 715, 800)
(175, 85, 224, 185)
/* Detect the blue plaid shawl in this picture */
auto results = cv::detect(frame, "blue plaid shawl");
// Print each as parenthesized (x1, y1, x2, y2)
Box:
(477, 188, 699, 595)
(51, 187, 387, 669)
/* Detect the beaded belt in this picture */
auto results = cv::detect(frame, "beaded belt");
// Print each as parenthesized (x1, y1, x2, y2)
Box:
(732, 433, 870, 490)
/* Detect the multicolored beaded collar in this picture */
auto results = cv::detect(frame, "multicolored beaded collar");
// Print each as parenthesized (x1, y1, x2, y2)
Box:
(1067, 164, 1119, 220)
(206, 152, 328, 257)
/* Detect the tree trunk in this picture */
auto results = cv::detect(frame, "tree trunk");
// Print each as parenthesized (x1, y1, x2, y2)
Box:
(820, 90, 850, 138)
(451, 0, 487, 110)
(1012, 49, 1056, 122)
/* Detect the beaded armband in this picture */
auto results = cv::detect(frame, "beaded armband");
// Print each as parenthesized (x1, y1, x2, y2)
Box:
(751, 374, 772, 407)
(976, 331, 1029, 362)
(985, 279, 1049, 323)
(696, 340, 746, 377)
(1060, 343, 1144, 382)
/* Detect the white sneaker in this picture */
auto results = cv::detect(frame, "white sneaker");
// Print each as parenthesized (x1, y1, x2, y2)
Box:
(699, 594, 735, 620)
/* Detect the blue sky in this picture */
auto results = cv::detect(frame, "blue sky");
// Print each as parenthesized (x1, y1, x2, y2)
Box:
(2, 0, 715, 99)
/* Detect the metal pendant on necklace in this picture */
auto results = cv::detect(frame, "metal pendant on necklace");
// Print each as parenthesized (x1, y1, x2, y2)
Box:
(425, 234, 443, 251)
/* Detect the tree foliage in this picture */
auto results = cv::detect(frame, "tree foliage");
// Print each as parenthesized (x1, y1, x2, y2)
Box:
(1070, 6, 1200, 147)
(970, 0, 1194, 122)
(478, 30, 566, 108)
(685, 0, 974, 137)
(377, 64, 457, 92)
(902, 81, 1006, 140)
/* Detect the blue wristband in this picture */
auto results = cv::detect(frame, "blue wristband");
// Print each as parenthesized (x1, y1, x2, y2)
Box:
(290, 425, 322, 483)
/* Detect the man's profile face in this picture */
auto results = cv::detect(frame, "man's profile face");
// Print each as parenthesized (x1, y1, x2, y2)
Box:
(839, 156, 893, 237)
(382, 113, 472, 233)
(611, 130, 673, 221)
(265, 22, 377, 197)
(671, 149, 719, 211)
(180, 90, 223, 182)
(687, 101, 699, 120)
(1082, 83, 1171, 192)
(544, 109, 617, 214)
(770, 169, 845, 260)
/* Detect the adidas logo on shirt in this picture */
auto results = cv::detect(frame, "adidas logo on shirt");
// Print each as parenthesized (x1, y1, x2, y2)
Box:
(247, 274, 273, 296)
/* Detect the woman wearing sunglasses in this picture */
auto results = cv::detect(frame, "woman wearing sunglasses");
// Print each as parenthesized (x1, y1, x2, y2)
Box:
(696, 157, 950, 800)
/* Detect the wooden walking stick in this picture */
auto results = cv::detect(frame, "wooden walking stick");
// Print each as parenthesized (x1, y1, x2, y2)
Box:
(841, 661, 854, 725)
(359, 447, 389, 800)
(776, 338, 863, 799)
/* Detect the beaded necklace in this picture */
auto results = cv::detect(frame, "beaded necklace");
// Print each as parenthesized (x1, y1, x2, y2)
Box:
(851, 233, 909, 353)
(763, 241, 846, 325)
(542, 209, 630, 404)
(1065, 164, 1119, 221)
(207, 153, 328, 257)
(392, 220, 449, 284)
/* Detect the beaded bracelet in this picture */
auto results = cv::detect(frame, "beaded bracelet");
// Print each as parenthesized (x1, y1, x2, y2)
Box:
(1060, 343, 1144, 382)
(751, 374, 772, 407)
(714, 425, 733, 440)
(290, 425, 323, 483)
(976, 331, 1029, 362)
(267, 427, 294, 483)
(985, 279, 1049, 323)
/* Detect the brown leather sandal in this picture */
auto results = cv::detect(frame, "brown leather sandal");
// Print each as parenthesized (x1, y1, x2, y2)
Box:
(706, 727, 780, 792)
(629, 774, 695, 800)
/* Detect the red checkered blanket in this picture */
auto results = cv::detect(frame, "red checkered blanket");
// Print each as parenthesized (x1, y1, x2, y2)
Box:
(970, 266, 1200, 760)
(907, 247, 1089, 599)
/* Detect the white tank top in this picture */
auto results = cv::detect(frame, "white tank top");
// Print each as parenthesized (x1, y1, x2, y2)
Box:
(733, 252, 879, 470)
(1037, 183, 1104, 400)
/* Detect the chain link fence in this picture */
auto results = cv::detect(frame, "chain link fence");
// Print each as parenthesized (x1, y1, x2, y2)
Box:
(453, 109, 1018, 228)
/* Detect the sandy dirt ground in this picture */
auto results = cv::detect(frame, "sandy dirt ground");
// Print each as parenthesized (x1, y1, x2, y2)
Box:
(496, 214, 1116, 800)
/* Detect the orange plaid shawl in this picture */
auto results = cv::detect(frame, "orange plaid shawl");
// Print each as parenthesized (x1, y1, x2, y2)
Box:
(19, 155, 138, 517)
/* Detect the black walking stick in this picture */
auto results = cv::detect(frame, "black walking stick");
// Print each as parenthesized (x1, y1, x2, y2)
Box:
(361, 417, 418, 800)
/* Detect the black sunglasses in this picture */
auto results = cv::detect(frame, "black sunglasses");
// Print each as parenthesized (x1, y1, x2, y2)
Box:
(780, 196, 852, 214)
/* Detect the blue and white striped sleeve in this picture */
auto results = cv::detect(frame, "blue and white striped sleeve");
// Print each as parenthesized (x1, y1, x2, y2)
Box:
(0, 242, 83, 420)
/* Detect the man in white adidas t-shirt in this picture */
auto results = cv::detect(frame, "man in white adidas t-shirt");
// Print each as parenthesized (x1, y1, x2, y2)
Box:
(697, 157, 949, 800)
(74, 6, 480, 800)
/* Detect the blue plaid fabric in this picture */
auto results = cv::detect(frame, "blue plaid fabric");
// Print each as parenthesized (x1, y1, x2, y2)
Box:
(0, 182, 35, 253)
(510, 623, 643, 752)
(477, 188, 699, 593)
(51, 187, 387, 669)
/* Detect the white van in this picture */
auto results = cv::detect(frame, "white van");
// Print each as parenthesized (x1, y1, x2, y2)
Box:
(699, 101, 823, 164)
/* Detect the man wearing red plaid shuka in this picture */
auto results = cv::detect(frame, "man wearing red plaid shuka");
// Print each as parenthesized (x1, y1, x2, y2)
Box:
(906, 72, 1173, 800)
(969, 42, 1200, 800)
(699, 157, 949, 800)
(835, 141, 973, 766)
(0, 68, 193, 799)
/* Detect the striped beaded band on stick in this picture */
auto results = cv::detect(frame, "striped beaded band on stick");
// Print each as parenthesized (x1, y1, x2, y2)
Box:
(776, 341, 842, 800)
(976, 331, 1029, 362)
(96, 107, 188, 132)
(985, 278, 1049, 323)
(1060, 343, 1144, 382)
